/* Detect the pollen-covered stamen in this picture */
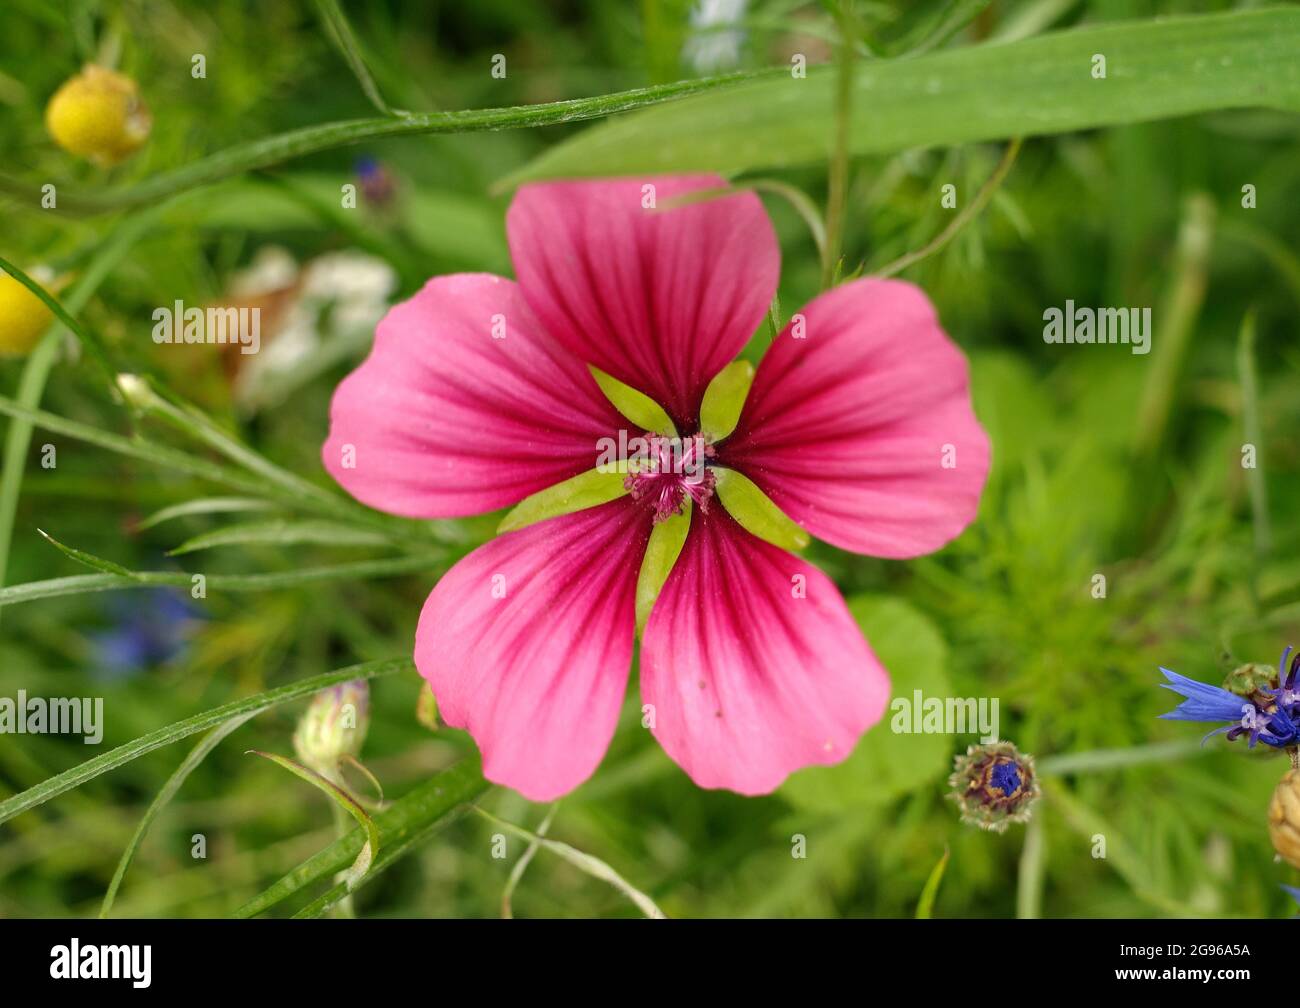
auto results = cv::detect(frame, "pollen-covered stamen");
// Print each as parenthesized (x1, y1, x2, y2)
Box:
(625, 433, 716, 523)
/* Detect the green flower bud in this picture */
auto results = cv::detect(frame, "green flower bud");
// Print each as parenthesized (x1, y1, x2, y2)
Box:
(947, 741, 1040, 833)
(1222, 662, 1278, 711)
(293, 680, 369, 776)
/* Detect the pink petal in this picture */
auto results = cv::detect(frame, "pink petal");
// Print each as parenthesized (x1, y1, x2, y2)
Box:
(640, 508, 889, 795)
(506, 177, 779, 429)
(718, 278, 989, 558)
(323, 273, 627, 518)
(415, 498, 649, 801)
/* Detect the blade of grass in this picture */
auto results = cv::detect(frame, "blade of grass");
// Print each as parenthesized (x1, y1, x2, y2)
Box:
(0, 69, 785, 214)
(0, 657, 413, 825)
(312, 0, 408, 116)
(873, 137, 1021, 277)
(135, 497, 280, 531)
(473, 807, 667, 919)
(502, 804, 558, 919)
(914, 845, 949, 919)
(168, 519, 392, 556)
(100, 711, 257, 918)
(0, 555, 439, 610)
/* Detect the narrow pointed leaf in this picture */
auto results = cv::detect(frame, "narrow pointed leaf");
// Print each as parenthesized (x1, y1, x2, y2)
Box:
(248, 750, 380, 890)
(589, 365, 676, 437)
(698, 360, 754, 441)
(712, 467, 809, 551)
(168, 519, 391, 556)
(915, 846, 950, 919)
(636, 502, 691, 634)
(497, 467, 629, 534)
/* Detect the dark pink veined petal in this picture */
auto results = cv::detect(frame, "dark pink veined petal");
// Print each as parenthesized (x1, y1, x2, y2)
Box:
(322, 273, 627, 519)
(718, 278, 989, 558)
(415, 498, 649, 801)
(640, 508, 889, 795)
(506, 176, 779, 430)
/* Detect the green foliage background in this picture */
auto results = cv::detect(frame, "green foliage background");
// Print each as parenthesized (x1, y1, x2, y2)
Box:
(1, 0, 1298, 918)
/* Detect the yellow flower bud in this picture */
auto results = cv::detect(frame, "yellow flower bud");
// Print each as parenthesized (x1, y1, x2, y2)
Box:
(0, 272, 54, 357)
(45, 65, 151, 166)
(1268, 767, 1300, 869)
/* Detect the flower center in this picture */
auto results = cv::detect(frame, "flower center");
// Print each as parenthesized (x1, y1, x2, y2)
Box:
(988, 761, 1022, 798)
(624, 434, 716, 524)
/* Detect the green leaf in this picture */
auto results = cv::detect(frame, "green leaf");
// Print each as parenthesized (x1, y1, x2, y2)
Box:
(711, 467, 809, 551)
(168, 518, 392, 556)
(248, 750, 380, 891)
(588, 365, 676, 436)
(311, 0, 406, 117)
(0, 555, 439, 610)
(0, 658, 413, 826)
(915, 846, 950, 920)
(100, 712, 256, 918)
(781, 595, 951, 811)
(135, 497, 280, 531)
(38, 528, 137, 577)
(698, 360, 754, 441)
(636, 502, 691, 634)
(236, 756, 488, 918)
(504, 9, 1300, 184)
(497, 467, 629, 534)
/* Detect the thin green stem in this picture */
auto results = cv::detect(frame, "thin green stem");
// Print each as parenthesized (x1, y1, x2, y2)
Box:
(0, 69, 785, 215)
(873, 137, 1022, 278)
(1015, 814, 1046, 919)
(312, 0, 407, 117)
(822, 1, 858, 289)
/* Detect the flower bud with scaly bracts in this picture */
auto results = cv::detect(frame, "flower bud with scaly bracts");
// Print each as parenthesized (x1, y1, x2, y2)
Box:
(293, 680, 370, 778)
(947, 741, 1040, 833)
(1269, 768, 1300, 870)
(46, 65, 151, 166)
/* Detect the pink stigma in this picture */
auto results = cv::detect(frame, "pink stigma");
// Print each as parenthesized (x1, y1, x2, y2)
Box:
(625, 434, 716, 524)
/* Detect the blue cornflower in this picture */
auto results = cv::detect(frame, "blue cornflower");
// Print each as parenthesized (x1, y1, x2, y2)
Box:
(89, 587, 204, 680)
(1158, 647, 1300, 750)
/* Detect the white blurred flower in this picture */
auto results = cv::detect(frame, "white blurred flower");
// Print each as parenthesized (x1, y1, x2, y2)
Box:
(227, 247, 396, 413)
(683, 0, 749, 73)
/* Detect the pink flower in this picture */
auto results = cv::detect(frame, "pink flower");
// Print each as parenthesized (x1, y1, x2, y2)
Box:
(322, 176, 989, 801)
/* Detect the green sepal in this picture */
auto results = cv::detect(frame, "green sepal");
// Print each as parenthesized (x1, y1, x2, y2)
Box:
(497, 467, 629, 534)
(698, 359, 754, 441)
(635, 502, 692, 635)
(712, 467, 809, 551)
(589, 365, 676, 437)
